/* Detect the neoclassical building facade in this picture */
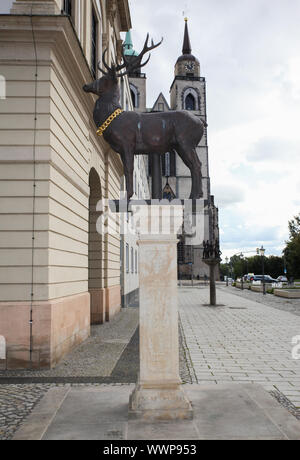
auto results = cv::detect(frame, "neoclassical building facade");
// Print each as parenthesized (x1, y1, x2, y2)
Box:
(0, 0, 142, 368)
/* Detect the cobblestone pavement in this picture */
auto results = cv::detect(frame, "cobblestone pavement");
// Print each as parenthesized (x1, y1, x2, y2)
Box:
(0, 308, 192, 440)
(179, 286, 300, 410)
(0, 384, 53, 440)
(222, 285, 300, 317)
(0, 383, 134, 440)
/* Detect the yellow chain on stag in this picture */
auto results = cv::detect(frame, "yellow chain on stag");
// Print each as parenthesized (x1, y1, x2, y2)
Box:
(96, 108, 123, 137)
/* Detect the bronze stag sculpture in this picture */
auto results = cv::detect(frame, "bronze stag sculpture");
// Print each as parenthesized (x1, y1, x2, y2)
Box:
(83, 34, 205, 200)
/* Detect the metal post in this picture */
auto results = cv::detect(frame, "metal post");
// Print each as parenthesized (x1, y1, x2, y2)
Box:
(241, 276, 244, 290)
(262, 254, 266, 295)
(210, 263, 216, 306)
(191, 247, 194, 287)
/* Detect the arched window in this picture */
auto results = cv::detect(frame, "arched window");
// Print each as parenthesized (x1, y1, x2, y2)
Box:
(185, 94, 195, 111)
(129, 84, 139, 108)
(130, 89, 136, 107)
(162, 151, 176, 177)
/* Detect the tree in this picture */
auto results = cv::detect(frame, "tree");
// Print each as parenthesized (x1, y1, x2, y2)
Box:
(288, 214, 300, 239)
(265, 256, 285, 278)
(283, 213, 300, 279)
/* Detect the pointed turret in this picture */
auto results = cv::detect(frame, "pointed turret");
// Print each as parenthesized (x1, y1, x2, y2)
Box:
(123, 30, 138, 56)
(175, 18, 200, 77)
(182, 18, 192, 55)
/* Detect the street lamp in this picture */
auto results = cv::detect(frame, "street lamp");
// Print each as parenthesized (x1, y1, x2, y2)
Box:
(240, 253, 244, 290)
(225, 256, 229, 286)
(259, 245, 266, 295)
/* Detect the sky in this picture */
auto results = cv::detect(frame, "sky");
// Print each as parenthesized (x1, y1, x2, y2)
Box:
(126, 0, 300, 261)
(1, 0, 299, 261)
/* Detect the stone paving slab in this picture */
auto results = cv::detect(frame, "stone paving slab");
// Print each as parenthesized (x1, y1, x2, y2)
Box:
(12, 384, 300, 440)
(179, 287, 300, 409)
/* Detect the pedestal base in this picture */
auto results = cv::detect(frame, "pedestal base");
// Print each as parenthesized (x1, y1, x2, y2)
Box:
(128, 383, 193, 421)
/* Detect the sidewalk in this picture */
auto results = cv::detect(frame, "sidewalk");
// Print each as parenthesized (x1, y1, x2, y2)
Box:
(2, 286, 300, 440)
(179, 286, 300, 412)
(12, 383, 300, 440)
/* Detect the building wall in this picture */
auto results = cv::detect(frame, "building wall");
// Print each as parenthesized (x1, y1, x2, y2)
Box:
(0, 0, 132, 368)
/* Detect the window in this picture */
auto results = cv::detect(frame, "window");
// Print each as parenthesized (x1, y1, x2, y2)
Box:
(185, 94, 195, 111)
(129, 84, 139, 108)
(131, 247, 134, 274)
(162, 151, 176, 177)
(126, 244, 129, 273)
(91, 8, 98, 79)
(158, 103, 164, 111)
(63, 0, 72, 16)
(0, 75, 6, 100)
(130, 90, 136, 107)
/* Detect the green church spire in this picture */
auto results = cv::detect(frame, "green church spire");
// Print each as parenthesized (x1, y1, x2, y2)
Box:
(123, 30, 139, 56)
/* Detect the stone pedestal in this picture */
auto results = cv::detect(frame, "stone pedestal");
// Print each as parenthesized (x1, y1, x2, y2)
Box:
(128, 204, 193, 420)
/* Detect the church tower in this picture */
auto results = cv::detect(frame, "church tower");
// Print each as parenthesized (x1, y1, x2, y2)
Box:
(127, 23, 219, 280)
(169, 19, 219, 279)
(170, 18, 210, 201)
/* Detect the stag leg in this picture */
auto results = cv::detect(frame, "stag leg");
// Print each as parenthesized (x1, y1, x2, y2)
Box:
(121, 151, 134, 200)
(175, 145, 203, 199)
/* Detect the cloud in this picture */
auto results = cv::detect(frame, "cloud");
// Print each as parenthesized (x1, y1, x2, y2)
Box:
(245, 138, 299, 163)
(221, 225, 280, 244)
(0, 0, 13, 13)
(213, 185, 245, 208)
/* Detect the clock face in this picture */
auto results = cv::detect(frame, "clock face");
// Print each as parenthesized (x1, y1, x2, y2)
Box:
(185, 62, 195, 71)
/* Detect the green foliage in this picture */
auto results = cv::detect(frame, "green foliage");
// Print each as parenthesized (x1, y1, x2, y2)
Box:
(283, 213, 300, 278)
(288, 214, 300, 239)
(223, 254, 285, 279)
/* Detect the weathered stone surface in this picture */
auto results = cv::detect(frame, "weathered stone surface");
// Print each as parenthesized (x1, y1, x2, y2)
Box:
(12, 384, 300, 440)
(129, 205, 193, 419)
(274, 289, 300, 299)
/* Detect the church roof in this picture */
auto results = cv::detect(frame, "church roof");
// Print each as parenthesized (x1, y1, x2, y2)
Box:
(151, 92, 170, 112)
(182, 18, 192, 54)
(176, 18, 199, 64)
(123, 30, 139, 56)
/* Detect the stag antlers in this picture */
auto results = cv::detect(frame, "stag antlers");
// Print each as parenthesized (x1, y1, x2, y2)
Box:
(98, 33, 163, 78)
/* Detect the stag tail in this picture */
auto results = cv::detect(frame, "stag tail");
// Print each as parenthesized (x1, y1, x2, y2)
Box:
(97, 34, 163, 79)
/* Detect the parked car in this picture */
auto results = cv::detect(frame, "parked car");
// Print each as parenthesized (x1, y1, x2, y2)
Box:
(251, 275, 278, 284)
(277, 275, 288, 282)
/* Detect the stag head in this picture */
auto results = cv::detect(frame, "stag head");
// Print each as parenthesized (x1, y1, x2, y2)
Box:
(83, 34, 163, 97)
